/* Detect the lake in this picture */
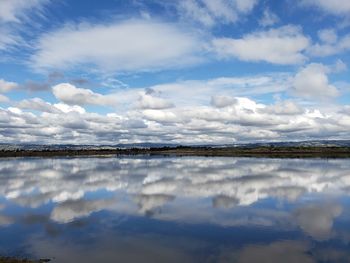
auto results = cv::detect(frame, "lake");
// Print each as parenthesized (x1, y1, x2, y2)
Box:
(0, 156, 349, 262)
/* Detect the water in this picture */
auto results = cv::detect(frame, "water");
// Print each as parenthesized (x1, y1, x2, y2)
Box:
(0, 156, 349, 262)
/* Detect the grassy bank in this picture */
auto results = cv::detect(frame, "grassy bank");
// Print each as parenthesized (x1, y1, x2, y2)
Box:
(1, 146, 350, 158)
(0, 257, 50, 263)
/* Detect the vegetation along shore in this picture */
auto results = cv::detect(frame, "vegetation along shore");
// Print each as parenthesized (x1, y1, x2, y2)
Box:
(1, 146, 350, 158)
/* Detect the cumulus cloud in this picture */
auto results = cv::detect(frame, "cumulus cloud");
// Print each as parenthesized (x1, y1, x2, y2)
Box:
(292, 63, 339, 99)
(0, 72, 348, 144)
(53, 103, 86, 114)
(142, 109, 179, 124)
(52, 83, 116, 106)
(212, 25, 310, 64)
(211, 95, 237, 108)
(31, 19, 204, 72)
(17, 98, 60, 113)
(138, 91, 174, 109)
(261, 100, 304, 115)
(178, 0, 258, 27)
(17, 98, 86, 115)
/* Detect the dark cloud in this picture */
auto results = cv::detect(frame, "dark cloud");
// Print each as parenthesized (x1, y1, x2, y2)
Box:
(21, 71, 65, 92)
(71, 78, 90, 86)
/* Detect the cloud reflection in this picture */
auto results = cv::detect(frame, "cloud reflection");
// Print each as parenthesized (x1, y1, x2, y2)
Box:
(0, 157, 348, 230)
(235, 241, 315, 263)
(294, 203, 342, 241)
(0, 157, 350, 262)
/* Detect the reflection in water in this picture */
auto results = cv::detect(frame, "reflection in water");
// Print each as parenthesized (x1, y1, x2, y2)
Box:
(294, 203, 342, 241)
(0, 157, 349, 262)
(233, 241, 314, 263)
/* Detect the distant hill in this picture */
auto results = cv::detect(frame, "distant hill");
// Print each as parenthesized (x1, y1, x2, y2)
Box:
(230, 140, 350, 148)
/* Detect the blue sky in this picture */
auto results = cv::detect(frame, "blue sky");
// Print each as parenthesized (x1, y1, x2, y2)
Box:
(0, 0, 350, 144)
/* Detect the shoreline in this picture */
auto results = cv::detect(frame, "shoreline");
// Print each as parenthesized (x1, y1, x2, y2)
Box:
(1, 146, 350, 158)
(0, 257, 50, 263)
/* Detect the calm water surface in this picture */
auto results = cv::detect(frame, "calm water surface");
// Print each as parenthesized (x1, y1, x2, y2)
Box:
(0, 156, 350, 262)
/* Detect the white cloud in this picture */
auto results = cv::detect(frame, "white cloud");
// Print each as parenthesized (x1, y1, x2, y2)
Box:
(138, 92, 174, 110)
(262, 100, 304, 115)
(259, 8, 279, 27)
(212, 25, 310, 64)
(0, 79, 18, 93)
(53, 103, 86, 114)
(17, 98, 86, 115)
(301, 0, 350, 16)
(142, 109, 179, 124)
(292, 63, 339, 99)
(17, 98, 60, 113)
(52, 83, 116, 106)
(211, 95, 237, 108)
(7, 107, 23, 115)
(308, 33, 350, 57)
(178, 0, 258, 27)
(32, 19, 204, 72)
(0, 72, 349, 144)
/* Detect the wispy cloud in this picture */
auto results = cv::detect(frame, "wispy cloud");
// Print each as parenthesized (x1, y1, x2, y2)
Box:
(178, 0, 258, 27)
(0, 0, 49, 50)
(301, 0, 350, 16)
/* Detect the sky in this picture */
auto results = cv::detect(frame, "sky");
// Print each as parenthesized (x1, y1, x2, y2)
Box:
(0, 0, 350, 145)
